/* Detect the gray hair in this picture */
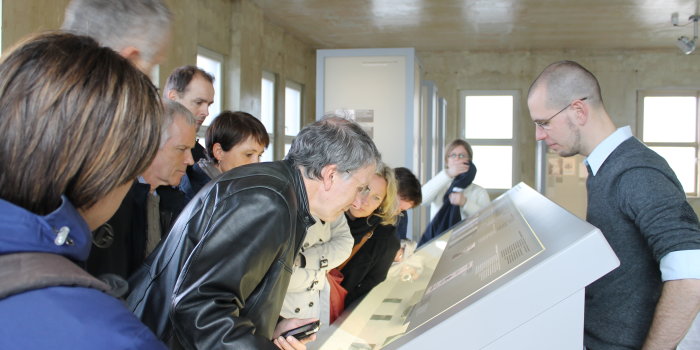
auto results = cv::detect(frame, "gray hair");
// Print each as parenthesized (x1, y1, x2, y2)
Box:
(161, 99, 196, 147)
(286, 116, 381, 179)
(61, 0, 171, 64)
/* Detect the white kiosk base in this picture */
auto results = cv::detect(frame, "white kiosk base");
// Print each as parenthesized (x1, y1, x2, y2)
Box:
(314, 183, 619, 350)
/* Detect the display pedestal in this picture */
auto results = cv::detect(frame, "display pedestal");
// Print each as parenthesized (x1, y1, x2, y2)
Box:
(314, 183, 619, 350)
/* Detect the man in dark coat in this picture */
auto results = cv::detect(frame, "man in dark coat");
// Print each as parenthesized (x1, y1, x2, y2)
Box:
(86, 101, 197, 284)
(127, 117, 382, 350)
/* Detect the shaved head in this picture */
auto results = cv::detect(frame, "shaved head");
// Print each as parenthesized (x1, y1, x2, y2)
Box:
(528, 60, 603, 110)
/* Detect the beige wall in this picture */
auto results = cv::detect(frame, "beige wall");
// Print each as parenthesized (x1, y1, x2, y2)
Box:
(418, 49, 700, 215)
(1, 0, 70, 50)
(4, 1, 700, 213)
(1, 0, 316, 160)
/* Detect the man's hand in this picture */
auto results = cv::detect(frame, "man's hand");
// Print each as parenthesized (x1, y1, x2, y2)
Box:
(272, 318, 318, 350)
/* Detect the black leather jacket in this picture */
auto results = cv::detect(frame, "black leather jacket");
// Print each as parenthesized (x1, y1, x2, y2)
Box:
(127, 160, 314, 349)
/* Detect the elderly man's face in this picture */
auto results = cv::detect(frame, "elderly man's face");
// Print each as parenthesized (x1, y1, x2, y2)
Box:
(146, 115, 197, 187)
(314, 164, 375, 222)
(528, 87, 582, 157)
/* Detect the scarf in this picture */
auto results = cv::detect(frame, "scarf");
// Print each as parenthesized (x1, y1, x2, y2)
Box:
(345, 213, 382, 244)
(419, 163, 477, 247)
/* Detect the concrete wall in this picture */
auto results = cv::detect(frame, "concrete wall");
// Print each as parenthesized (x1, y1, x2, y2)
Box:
(418, 49, 700, 214)
(3, 1, 700, 212)
(1, 0, 70, 50)
(1, 0, 316, 160)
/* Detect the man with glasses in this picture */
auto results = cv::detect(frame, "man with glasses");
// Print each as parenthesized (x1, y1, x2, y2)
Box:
(528, 60, 700, 350)
(127, 116, 380, 350)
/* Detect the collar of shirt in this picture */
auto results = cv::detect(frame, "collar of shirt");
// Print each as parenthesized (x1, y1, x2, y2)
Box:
(137, 176, 159, 197)
(584, 126, 633, 176)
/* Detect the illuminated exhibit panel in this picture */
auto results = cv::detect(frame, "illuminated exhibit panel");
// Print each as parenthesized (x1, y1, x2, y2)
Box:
(314, 232, 450, 349)
(314, 183, 619, 350)
(418, 197, 544, 320)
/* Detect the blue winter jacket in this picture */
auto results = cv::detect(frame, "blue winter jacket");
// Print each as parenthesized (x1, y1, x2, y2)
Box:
(0, 197, 166, 350)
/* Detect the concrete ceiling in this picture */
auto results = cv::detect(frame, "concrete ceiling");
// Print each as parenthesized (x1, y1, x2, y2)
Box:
(250, 0, 699, 52)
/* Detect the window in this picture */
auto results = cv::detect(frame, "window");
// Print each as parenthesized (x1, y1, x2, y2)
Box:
(259, 74, 304, 161)
(261, 71, 276, 162)
(284, 81, 302, 157)
(196, 47, 223, 127)
(460, 91, 518, 190)
(640, 91, 699, 196)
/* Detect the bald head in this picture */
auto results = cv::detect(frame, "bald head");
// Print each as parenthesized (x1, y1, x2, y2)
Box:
(528, 61, 616, 157)
(528, 61, 604, 111)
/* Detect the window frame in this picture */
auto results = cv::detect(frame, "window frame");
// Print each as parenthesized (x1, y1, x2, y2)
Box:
(284, 80, 303, 155)
(458, 90, 520, 195)
(261, 70, 277, 162)
(638, 89, 700, 197)
(196, 46, 224, 131)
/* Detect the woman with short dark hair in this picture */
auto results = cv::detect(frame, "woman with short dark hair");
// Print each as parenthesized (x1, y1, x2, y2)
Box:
(180, 110, 269, 201)
(0, 32, 164, 349)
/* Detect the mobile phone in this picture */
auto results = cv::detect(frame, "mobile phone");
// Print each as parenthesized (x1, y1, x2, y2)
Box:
(281, 320, 321, 340)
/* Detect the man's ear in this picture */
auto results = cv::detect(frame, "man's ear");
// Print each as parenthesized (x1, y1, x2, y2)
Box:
(572, 99, 589, 126)
(166, 88, 179, 101)
(320, 164, 338, 191)
(118, 46, 148, 73)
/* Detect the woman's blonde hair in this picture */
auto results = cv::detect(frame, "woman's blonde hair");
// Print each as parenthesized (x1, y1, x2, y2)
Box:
(0, 32, 162, 214)
(373, 163, 400, 226)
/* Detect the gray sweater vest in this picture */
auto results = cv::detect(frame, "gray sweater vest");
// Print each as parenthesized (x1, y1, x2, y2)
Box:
(584, 137, 700, 350)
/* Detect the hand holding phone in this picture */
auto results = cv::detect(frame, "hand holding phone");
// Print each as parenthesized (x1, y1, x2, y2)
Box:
(280, 320, 321, 340)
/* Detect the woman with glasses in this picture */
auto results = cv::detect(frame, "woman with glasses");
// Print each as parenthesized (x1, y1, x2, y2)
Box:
(419, 139, 490, 246)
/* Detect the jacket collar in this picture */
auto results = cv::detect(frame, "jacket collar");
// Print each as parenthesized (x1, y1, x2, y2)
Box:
(0, 196, 92, 261)
(284, 159, 315, 229)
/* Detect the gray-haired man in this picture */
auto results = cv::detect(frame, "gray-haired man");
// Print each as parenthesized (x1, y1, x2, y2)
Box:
(87, 101, 197, 284)
(62, 0, 171, 74)
(128, 116, 381, 350)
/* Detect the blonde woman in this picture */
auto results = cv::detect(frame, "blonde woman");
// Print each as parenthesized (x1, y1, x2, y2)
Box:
(340, 163, 400, 307)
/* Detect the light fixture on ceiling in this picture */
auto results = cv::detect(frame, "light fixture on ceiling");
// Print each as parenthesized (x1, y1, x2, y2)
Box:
(672, 13, 699, 55)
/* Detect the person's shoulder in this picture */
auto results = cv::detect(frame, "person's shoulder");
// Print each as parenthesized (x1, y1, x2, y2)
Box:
(604, 140, 676, 180)
(469, 182, 486, 190)
(373, 224, 399, 243)
(1, 286, 165, 349)
(467, 182, 489, 195)
(218, 161, 292, 187)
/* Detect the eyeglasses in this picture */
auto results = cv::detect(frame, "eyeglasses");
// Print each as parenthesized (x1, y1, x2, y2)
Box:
(345, 170, 371, 196)
(534, 97, 587, 130)
(448, 153, 470, 160)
